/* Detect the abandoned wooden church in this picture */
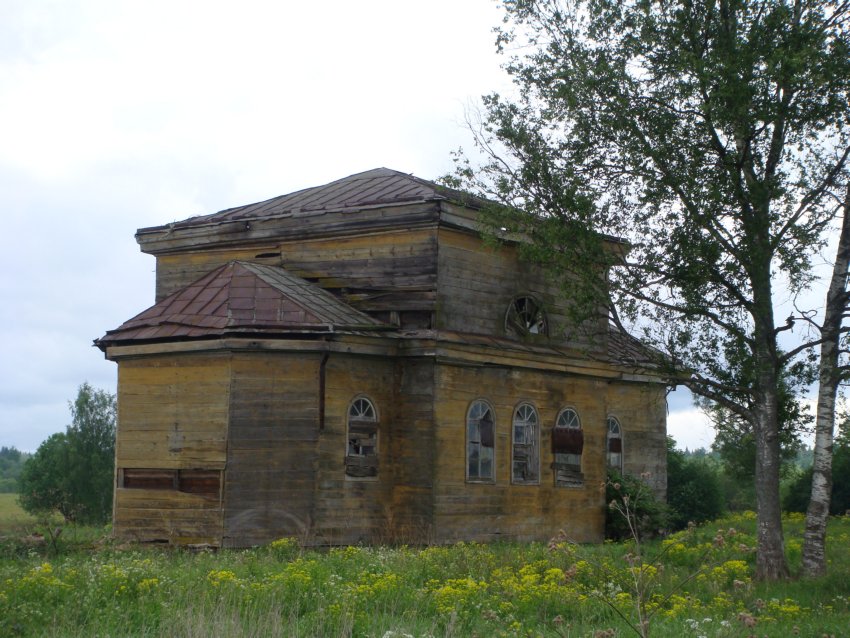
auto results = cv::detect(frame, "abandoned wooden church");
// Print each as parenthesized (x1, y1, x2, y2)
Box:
(96, 168, 668, 547)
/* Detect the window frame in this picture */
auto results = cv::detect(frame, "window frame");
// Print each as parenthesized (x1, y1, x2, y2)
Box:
(345, 395, 379, 479)
(607, 416, 624, 472)
(511, 402, 540, 485)
(504, 295, 548, 338)
(466, 399, 496, 483)
(552, 407, 584, 487)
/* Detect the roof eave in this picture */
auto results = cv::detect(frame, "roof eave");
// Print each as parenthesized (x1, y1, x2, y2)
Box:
(94, 324, 396, 353)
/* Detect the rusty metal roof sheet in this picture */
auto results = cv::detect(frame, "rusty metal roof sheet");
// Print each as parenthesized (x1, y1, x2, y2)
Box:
(139, 168, 484, 233)
(606, 326, 664, 367)
(399, 326, 663, 370)
(96, 261, 388, 348)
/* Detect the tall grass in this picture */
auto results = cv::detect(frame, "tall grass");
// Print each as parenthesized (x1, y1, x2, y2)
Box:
(0, 494, 41, 532)
(1, 512, 848, 637)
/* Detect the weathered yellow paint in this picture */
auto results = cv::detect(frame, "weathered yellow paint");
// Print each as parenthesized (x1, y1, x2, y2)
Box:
(432, 362, 616, 543)
(107, 191, 668, 548)
(155, 227, 439, 302)
(113, 353, 230, 543)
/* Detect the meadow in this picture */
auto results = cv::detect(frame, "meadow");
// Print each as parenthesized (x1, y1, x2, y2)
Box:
(1, 494, 849, 637)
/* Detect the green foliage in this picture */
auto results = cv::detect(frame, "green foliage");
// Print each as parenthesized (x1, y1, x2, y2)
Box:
(0, 446, 28, 493)
(784, 431, 850, 515)
(0, 514, 849, 637)
(17, 383, 115, 524)
(605, 470, 669, 540)
(666, 438, 725, 530)
(453, 0, 850, 578)
(705, 366, 810, 482)
(18, 433, 72, 519)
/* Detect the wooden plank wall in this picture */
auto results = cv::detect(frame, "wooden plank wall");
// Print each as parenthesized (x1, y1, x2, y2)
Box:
(223, 352, 321, 548)
(153, 228, 439, 316)
(387, 358, 436, 543)
(432, 362, 609, 544)
(436, 228, 608, 353)
(113, 353, 230, 544)
(607, 381, 668, 497)
(310, 355, 396, 545)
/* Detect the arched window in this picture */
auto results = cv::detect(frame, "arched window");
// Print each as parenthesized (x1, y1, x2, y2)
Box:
(512, 403, 540, 484)
(553, 408, 584, 486)
(505, 296, 548, 337)
(467, 400, 495, 481)
(346, 397, 378, 478)
(607, 416, 623, 472)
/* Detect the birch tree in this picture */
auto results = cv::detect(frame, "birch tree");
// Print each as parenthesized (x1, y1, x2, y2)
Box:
(802, 184, 850, 577)
(451, 0, 850, 580)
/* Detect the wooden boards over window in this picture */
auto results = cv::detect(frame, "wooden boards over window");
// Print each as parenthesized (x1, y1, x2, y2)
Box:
(119, 468, 221, 498)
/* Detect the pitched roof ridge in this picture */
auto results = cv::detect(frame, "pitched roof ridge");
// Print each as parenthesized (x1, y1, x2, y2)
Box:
(96, 259, 391, 348)
(234, 261, 387, 328)
(229, 261, 324, 325)
(137, 168, 491, 236)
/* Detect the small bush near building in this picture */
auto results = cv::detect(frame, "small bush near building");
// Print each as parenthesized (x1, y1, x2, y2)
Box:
(605, 470, 669, 540)
(667, 439, 726, 529)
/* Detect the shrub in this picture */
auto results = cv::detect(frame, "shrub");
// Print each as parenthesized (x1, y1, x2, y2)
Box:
(18, 384, 115, 524)
(783, 433, 850, 515)
(605, 470, 669, 540)
(667, 442, 725, 529)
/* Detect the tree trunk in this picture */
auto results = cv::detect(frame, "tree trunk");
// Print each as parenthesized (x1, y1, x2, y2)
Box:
(802, 187, 850, 577)
(753, 375, 790, 580)
(750, 225, 790, 581)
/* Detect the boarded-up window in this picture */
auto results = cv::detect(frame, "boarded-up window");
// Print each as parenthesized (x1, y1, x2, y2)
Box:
(120, 469, 220, 497)
(346, 397, 378, 478)
(553, 408, 584, 486)
(178, 470, 221, 496)
(607, 416, 623, 471)
(122, 469, 176, 490)
(467, 400, 495, 481)
(512, 403, 539, 484)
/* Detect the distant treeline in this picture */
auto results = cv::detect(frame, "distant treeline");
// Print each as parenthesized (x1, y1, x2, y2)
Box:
(0, 447, 30, 493)
(677, 444, 814, 470)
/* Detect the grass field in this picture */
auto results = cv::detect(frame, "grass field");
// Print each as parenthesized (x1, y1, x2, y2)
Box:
(0, 494, 42, 532)
(1, 507, 848, 637)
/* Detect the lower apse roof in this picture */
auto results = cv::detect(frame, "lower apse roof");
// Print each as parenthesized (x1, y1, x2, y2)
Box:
(95, 261, 389, 348)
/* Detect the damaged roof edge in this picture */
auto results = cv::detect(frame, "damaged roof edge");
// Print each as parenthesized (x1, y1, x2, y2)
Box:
(134, 168, 488, 238)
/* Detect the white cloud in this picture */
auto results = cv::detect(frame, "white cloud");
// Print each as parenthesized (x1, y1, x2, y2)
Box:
(0, 0, 513, 451)
(667, 408, 715, 452)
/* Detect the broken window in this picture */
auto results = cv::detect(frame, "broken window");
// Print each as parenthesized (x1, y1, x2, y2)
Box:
(346, 396, 379, 478)
(512, 403, 540, 484)
(119, 468, 220, 497)
(505, 296, 548, 337)
(552, 408, 584, 486)
(607, 416, 623, 471)
(467, 400, 495, 481)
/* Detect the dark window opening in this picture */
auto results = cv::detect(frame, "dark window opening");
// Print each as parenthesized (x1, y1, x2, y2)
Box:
(505, 296, 548, 337)
(607, 416, 623, 471)
(467, 400, 495, 481)
(512, 403, 539, 484)
(553, 408, 584, 486)
(346, 397, 379, 478)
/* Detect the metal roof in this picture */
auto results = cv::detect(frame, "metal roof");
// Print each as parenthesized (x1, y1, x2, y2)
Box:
(96, 261, 388, 347)
(607, 326, 664, 367)
(141, 168, 484, 233)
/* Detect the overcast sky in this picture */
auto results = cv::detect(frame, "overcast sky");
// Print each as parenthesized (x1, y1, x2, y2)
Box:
(0, 0, 711, 453)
